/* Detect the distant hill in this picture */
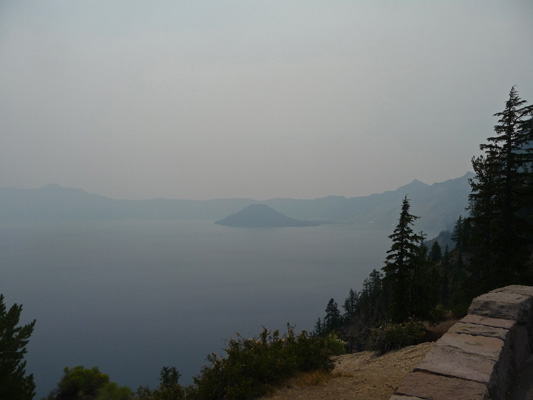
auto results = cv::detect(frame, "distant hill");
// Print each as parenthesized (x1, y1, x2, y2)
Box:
(215, 204, 322, 227)
(0, 184, 254, 221)
(263, 173, 473, 236)
(0, 173, 473, 236)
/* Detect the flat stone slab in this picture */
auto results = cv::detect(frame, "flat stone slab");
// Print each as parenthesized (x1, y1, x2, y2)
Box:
(415, 343, 496, 383)
(390, 286, 533, 400)
(395, 371, 489, 400)
(469, 291, 533, 323)
(438, 332, 504, 361)
(449, 321, 510, 341)
(461, 314, 516, 330)
(492, 285, 533, 298)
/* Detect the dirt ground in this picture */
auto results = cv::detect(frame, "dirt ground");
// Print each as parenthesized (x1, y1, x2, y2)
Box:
(261, 342, 434, 400)
(261, 318, 459, 400)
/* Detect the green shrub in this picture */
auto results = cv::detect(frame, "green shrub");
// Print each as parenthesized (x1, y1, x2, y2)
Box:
(450, 302, 470, 318)
(188, 325, 344, 400)
(369, 320, 427, 354)
(45, 366, 133, 400)
(97, 382, 132, 400)
(428, 304, 447, 325)
(133, 367, 185, 400)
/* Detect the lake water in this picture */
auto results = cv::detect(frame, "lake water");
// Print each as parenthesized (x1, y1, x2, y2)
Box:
(0, 219, 392, 398)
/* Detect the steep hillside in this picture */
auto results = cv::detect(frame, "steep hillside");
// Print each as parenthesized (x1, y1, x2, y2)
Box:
(261, 342, 434, 400)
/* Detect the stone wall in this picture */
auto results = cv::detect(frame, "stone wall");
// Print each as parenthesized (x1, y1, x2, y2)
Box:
(390, 285, 533, 400)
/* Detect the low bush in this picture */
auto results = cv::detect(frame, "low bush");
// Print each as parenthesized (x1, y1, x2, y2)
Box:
(428, 304, 447, 325)
(133, 367, 185, 400)
(188, 324, 345, 400)
(369, 319, 427, 354)
(45, 366, 132, 400)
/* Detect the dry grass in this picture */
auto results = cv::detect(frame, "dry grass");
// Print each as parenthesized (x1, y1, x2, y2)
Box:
(261, 318, 458, 400)
(284, 370, 334, 388)
(261, 342, 434, 400)
(280, 369, 353, 390)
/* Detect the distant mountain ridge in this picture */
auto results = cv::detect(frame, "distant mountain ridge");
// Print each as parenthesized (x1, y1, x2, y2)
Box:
(275, 173, 473, 234)
(215, 204, 322, 227)
(0, 173, 473, 236)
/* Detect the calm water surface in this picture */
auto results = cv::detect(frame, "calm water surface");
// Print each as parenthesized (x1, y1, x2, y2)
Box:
(0, 219, 392, 398)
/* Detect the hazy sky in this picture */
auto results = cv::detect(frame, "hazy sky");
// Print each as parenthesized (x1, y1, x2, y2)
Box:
(1, 1, 532, 200)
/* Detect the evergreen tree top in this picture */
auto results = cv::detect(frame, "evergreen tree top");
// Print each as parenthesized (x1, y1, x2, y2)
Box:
(484, 86, 533, 150)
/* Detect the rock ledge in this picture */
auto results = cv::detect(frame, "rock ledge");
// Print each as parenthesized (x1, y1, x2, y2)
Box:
(391, 285, 533, 400)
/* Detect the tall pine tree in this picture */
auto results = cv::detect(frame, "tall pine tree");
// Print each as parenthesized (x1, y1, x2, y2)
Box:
(468, 86, 533, 291)
(324, 298, 342, 332)
(0, 295, 36, 400)
(382, 196, 426, 322)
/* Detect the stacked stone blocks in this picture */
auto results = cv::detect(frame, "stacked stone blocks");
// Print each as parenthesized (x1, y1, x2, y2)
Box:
(390, 285, 533, 400)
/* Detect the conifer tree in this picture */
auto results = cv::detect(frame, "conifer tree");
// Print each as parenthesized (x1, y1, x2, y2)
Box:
(0, 295, 36, 400)
(342, 289, 359, 318)
(382, 196, 426, 322)
(468, 86, 533, 291)
(440, 246, 451, 306)
(323, 299, 342, 332)
(411, 245, 440, 319)
(451, 216, 469, 251)
(339, 270, 386, 352)
(313, 318, 323, 336)
(429, 241, 442, 262)
(358, 269, 386, 322)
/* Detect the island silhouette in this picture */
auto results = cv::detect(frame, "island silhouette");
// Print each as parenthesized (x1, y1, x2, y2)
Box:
(215, 204, 323, 227)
